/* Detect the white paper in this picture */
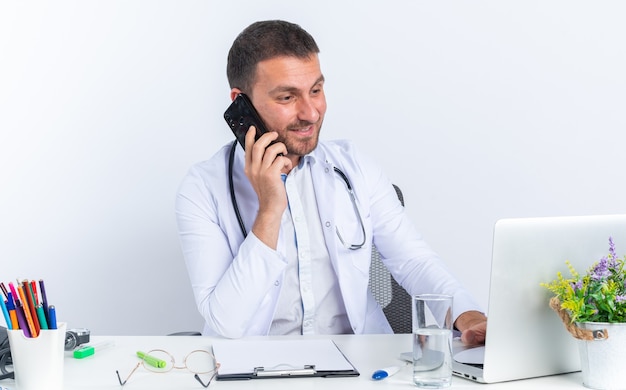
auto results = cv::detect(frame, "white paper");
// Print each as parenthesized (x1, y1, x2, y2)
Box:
(211, 339, 355, 376)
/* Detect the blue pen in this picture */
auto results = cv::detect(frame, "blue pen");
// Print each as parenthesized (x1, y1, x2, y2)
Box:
(372, 365, 403, 380)
(0, 297, 11, 330)
(6, 293, 19, 330)
(48, 305, 57, 329)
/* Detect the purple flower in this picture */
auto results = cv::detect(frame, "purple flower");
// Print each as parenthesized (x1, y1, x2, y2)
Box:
(571, 280, 583, 292)
(616, 295, 626, 303)
(591, 257, 611, 281)
(609, 236, 616, 257)
(608, 237, 618, 267)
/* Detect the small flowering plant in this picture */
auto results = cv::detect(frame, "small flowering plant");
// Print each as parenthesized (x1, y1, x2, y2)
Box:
(542, 237, 626, 323)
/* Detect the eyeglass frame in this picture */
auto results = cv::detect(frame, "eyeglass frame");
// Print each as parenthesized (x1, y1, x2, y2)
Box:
(116, 349, 221, 388)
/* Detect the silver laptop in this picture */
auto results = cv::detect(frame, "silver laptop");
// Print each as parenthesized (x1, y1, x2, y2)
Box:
(452, 214, 626, 383)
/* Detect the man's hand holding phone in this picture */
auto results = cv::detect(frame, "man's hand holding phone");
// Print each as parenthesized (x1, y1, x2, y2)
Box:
(224, 93, 291, 248)
(243, 127, 291, 250)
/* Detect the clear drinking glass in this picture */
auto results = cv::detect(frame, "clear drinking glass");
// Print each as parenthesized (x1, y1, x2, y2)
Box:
(412, 294, 453, 388)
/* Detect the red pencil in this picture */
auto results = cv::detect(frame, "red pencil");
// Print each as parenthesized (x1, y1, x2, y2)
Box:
(30, 280, 39, 304)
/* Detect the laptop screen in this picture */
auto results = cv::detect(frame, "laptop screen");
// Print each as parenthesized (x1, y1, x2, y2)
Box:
(477, 214, 626, 383)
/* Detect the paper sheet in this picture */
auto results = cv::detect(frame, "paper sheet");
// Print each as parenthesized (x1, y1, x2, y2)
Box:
(212, 339, 355, 376)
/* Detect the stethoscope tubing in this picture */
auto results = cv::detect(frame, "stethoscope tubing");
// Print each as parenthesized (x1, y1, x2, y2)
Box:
(227, 140, 365, 249)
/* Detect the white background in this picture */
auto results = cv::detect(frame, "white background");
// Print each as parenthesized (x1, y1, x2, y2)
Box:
(1, 1, 624, 335)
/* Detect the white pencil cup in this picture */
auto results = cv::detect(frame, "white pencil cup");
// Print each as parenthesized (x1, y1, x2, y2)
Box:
(7, 322, 66, 390)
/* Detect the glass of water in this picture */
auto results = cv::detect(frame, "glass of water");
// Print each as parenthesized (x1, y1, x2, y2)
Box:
(412, 294, 453, 388)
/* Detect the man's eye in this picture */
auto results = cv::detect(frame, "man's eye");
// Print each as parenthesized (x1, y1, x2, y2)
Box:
(311, 86, 323, 95)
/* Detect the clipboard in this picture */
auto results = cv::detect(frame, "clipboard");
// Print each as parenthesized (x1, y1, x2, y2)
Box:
(211, 339, 360, 380)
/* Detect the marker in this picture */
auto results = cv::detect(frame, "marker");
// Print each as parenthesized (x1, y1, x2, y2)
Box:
(371, 365, 403, 380)
(73, 340, 115, 359)
(36, 305, 48, 329)
(7, 282, 19, 305)
(137, 351, 167, 368)
(0, 297, 11, 330)
(48, 305, 58, 329)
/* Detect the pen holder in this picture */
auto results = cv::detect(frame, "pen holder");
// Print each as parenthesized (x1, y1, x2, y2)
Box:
(7, 322, 66, 390)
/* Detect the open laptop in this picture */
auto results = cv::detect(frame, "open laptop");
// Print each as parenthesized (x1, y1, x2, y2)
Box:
(449, 214, 626, 383)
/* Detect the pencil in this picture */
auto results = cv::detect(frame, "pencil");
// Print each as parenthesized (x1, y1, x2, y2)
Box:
(0, 282, 8, 300)
(17, 285, 38, 337)
(30, 280, 39, 305)
(15, 299, 32, 337)
(23, 281, 41, 336)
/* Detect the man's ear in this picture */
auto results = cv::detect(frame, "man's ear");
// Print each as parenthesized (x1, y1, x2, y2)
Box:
(230, 88, 242, 101)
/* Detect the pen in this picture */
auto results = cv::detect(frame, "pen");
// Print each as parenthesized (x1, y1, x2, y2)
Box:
(6, 294, 18, 330)
(137, 351, 167, 368)
(371, 365, 404, 380)
(39, 279, 50, 324)
(48, 305, 58, 329)
(74, 340, 115, 359)
(0, 297, 11, 330)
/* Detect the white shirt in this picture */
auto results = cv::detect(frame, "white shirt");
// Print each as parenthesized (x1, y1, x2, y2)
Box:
(175, 139, 483, 338)
(269, 158, 351, 335)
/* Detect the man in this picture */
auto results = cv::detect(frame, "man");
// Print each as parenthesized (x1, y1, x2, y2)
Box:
(175, 20, 487, 343)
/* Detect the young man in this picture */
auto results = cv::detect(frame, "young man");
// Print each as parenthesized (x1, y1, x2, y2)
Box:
(176, 20, 487, 342)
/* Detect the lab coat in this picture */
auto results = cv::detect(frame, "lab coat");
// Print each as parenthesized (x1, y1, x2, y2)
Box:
(175, 139, 481, 337)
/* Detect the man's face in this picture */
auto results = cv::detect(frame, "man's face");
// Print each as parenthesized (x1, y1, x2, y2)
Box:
(247, 54, 327, 159)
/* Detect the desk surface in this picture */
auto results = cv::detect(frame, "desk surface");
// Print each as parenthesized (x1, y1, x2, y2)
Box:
(3, 334, 583, 389)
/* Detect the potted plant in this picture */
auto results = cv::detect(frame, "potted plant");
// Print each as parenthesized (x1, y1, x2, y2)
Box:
(542, 237, 626, 390)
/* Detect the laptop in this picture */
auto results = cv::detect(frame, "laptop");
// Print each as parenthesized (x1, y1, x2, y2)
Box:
(420, 214, 626, 383)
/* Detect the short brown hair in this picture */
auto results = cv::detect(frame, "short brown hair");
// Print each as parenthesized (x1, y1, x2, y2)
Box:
(226, 20, 320, 93)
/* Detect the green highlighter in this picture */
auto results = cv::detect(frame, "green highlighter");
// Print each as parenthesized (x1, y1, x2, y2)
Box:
(73, 340, 115, 359)
(137, 351, 167, 368)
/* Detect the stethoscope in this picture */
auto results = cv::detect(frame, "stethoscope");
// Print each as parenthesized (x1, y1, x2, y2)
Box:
(228, 140, 366, 250)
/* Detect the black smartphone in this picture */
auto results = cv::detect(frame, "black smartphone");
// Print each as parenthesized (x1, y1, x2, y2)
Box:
(224, 93, 271, 150)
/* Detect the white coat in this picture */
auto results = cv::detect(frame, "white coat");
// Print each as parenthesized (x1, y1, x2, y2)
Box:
(175, 139, 480, 337)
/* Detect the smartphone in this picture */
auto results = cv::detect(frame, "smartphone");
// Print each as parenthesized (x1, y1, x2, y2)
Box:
(224, 93, 272, 150)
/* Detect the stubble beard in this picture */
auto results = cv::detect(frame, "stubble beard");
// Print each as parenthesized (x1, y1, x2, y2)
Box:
(277, 119, 324, 157)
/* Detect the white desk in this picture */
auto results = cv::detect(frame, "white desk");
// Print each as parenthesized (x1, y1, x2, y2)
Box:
(3, 334, 583, 389)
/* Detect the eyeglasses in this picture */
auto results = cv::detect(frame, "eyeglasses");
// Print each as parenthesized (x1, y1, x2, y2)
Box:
(334, 167, 366, 250)
(116, 349, 221, 387)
